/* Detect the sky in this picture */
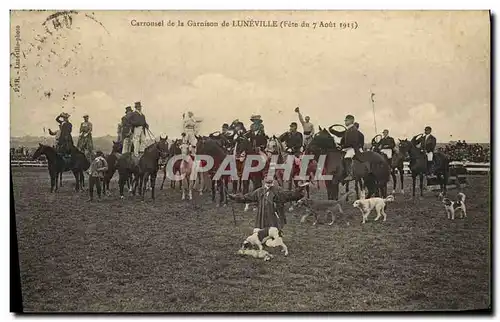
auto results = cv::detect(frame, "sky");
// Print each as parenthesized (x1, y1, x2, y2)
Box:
(10, 10, 490, 142)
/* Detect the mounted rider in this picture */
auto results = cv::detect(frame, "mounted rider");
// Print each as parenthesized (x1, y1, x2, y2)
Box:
(77, 114, 94, 160)
(329, 114, 363, 182)
(413, 126, 437, 175)
(248, 114, 267, 151)
(354, 122, 365, 151)
(378, 129, 396, 161)
(118, 106, 134, 153)
(50, 112, 74, 161)
(129, 101, 149, 157)
(295, 107, 315, 148)
(182, 111, 202, 146)
(229, 119, 246, 135)
(279, 122, 303, 156)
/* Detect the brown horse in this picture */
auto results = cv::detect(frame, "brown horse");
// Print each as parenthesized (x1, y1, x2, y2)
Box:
(371, 134, 405, 194)
(306, 127, 391, 200)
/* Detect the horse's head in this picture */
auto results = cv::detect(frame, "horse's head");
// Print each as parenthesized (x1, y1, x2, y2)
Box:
(111, 140, 122, 153)
(179, 142, 193, 157)
(235, 136, 253, 155)
(398, 138, 412, 156)
(306, 126, 336, 157)
(155, 135, 169, 158)
(266, 135, 282, 154)
(32, 143, 50, 160)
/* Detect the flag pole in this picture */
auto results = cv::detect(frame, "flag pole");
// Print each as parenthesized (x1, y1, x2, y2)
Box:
(370, 92, 378, 134)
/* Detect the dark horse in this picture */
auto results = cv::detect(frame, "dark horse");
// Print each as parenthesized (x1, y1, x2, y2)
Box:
(195, 135, 230, 206)
(371, 135, 405, 194)
(103, 140, 132, 196)
(398, 134, 449, 198)
(161, 139, 182, 191)
(137, 137, 169, 201)
(31, 144, 90, 192)
(233, 135, 265, 195)
(306, 127, 391, 200)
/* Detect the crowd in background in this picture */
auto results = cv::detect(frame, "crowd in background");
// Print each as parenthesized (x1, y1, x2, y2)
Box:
(437, 141, 490, 163)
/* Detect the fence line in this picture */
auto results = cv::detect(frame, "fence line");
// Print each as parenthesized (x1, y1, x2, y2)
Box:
(11, 159, 491, 173)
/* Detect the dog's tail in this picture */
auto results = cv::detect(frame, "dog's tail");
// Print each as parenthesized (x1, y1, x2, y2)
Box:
(384, 195, 395, 203)
(457, 192, 466, 203)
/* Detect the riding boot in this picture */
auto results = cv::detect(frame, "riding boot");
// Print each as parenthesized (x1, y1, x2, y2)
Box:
(344, 158, 353, 181)
(426, 161, 433, 176)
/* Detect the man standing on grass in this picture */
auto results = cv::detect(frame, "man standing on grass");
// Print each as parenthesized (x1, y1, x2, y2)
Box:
(87, 150, 108, 202)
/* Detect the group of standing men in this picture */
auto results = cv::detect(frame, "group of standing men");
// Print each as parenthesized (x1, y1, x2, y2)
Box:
(117, 101, 149, 157)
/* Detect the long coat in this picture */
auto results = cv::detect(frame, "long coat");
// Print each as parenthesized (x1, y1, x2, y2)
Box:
(415, 134, 437, 153)
(279, 131, 303, 153)
(57, 121, 73, 154)
(229, 186, 304, 229)
(330, 126, 362, 150)
(77, 121, 93, 153)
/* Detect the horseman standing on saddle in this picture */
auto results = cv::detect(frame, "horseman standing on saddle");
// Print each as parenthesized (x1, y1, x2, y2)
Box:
(77, 114, 93, 160)
(378, 129, 396, 161)
(118, 106, 134, 153)
(182, 111, 202, 146)
(295, 107, 315, 148)
(413, 126, 437, 175)
(279, 122, 303, 156)
(129, 101, 149, 157)
(329, 114, 363, 182)
(50, 112, 74, 161)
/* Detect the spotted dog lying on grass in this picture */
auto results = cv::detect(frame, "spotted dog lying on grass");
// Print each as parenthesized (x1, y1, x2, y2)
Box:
(237, 227, 288, 261)
(237, 249, 274, 261)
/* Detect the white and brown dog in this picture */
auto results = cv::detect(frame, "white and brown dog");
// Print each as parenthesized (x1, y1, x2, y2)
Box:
(352, 195, 395, 224)
(241, 227, 288, 256)
(441, 192, 467, 220)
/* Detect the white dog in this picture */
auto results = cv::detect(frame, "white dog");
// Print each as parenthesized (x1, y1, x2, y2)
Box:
(237, 249, 274, 261)
(352, 195, 395, 224)
(241, 227, 288, 256)
(441, 192, 467, 220)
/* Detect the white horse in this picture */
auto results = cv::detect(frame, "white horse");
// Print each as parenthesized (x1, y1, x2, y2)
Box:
(179, 142, 196, 200)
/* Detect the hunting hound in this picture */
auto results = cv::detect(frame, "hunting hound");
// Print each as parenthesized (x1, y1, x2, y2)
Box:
(297, 191, 352, 226)
(441, 192, 467, 220)
(241, 227, 288, 256)
(352, 195, 395, 224)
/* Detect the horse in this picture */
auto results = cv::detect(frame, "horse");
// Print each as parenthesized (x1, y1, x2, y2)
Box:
(136, 136, 169, 201)
(371, 135, 405, 194)
(161, 139, 182, 190)
(306, 127, 391, 200)
(178, 142, 197, 200)
(103, 140, 133, 196)
(31, 144, 90, 192)
(264, 135, 285, 187)
(398, 134, 450, 198)
(195, 135, 230, 207)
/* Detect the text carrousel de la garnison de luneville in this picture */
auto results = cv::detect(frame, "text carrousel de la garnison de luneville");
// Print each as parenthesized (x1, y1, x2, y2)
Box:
(130, 19, 359, 30)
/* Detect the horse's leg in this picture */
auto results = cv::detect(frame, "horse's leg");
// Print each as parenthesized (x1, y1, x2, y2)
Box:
(220, 178, 226, 206)
(419, 173, 424, 198)
(118, 175, 125, 199)
(354, 179, 360, 201)
(243, 179, 251, 211)
(399, 166, 405, 195)
(160, 167, 167, 190)
(391, 169, 397, 194)
(232, 179, 238, 194)
(50, 173, 56, 193)
(59, 172, 63, 187)
(151, 173, 157, 200)
(412, 174, 417, 198)
(72, 171, 79, 192)
(211, 178, 216, 203)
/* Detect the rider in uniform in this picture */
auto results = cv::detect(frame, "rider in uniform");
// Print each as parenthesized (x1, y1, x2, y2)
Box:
(129, 101, 149, 157)
(378, 129, 396, 161)
(279, 122, 303, 156)
(249, 115, 266, 151)
(119, 106, 134, 153)
(354, 122, 365, 151)
(413, 126, 437, 175)
(329, 115, 362, 181)
(51, 112, 74, 161)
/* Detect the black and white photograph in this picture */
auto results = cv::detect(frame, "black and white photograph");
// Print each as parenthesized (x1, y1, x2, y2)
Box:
(9, 9, 491, 312)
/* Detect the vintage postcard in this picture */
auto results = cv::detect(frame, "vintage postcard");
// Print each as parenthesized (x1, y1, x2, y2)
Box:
(10, 10, 491, 312)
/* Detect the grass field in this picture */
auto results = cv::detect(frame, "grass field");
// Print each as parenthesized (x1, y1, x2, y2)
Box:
(12, 167, 491, 312)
